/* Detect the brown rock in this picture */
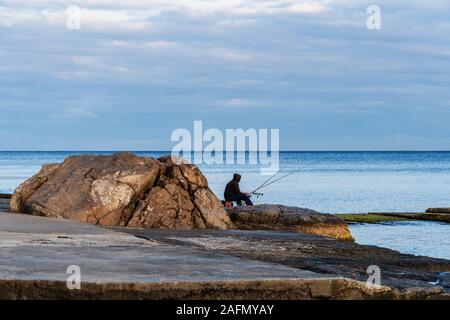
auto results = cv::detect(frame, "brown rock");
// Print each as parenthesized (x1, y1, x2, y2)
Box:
(226, 204, 354, 241)
(179, 164, 208, 188)
(193, 188, 232, 230)
(167, 166, 189, 191)
(157, 155, 189, 168)
(11, 153, 160, 226)
(11, 152, 232, 230)
(10, 163, 61, 213)
(127, 184, 194, 229)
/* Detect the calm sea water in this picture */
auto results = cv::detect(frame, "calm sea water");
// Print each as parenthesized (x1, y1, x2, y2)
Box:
(350, 221, 450, 260)
(1, 151, 450, 259)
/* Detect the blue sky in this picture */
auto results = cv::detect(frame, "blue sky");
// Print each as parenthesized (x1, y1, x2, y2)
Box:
(1, 0, 450, 150)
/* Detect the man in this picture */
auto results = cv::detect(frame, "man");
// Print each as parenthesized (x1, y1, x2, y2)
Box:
(224, 173, 253, 205)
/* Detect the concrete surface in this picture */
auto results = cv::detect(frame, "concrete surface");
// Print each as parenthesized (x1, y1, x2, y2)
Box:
(2, 211, 383, 299)
(1, 205, 448, 299)
(0, 212, 324, 283)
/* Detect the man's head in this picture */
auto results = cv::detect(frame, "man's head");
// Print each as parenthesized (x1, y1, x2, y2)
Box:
(233, 173, 241, 182)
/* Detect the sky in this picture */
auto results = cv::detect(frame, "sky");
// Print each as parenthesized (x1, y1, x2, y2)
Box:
(1, 0, 450, 151)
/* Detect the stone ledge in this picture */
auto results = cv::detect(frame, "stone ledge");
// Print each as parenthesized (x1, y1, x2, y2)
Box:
(2, 207, 450, 300)
(1, 278, 437, 300)
(426, 208, 450, 214)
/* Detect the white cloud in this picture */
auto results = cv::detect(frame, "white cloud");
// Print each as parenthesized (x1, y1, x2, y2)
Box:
(143, 41, 178, 48)
(51, 108, 99, 119)
(55, 71, 90, 80)
(0, 7, 153, 31)
(287, 3, 324, 13)
(0, 7, 40, 26)
(0, 1, 327, 30)
(71, 56, 100, 66)
(81, 9, 153, 31)
(115, 66, 132, 73)
(106, 40, 177, 49)
(216, 18, 256, 26)
(209, 47, 251, 61)
(219, 98, 261, 108)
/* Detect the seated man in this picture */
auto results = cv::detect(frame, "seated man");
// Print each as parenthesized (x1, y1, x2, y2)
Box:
(224, 173, 253, 206)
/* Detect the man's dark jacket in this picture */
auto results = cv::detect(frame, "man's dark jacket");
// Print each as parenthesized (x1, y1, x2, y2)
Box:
(224, 174, 243, 200)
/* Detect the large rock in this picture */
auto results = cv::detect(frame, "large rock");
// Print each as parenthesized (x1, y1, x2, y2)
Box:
(11, 152, 232, 230)
(226, 204, 354, 241)
(426, 208, 450, 214)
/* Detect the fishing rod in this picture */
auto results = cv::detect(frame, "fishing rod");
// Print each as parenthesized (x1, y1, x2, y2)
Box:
(250, 163, 313, 197)
(250, 173, 277, 194)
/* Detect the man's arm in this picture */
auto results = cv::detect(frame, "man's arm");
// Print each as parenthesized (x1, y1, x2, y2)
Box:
(232, 181, 243, 195)
(234, 182, 251, 197)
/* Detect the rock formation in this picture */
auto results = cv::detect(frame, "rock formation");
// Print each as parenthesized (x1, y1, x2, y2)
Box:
(11, 152, 355, 240)
(426, 208, 450, 214)
(11, 152, 232, 230)
(226, 204, 354, 241)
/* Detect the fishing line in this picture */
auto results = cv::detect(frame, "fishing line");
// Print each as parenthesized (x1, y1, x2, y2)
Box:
(250, 163, 312, 194)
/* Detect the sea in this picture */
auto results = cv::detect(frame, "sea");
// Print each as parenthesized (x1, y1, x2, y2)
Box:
(1, 151, 449, 259)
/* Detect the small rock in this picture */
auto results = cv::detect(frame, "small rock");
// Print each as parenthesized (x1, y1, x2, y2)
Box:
(226, 204, 354, 241)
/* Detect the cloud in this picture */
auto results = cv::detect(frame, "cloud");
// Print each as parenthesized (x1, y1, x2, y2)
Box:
(0, 1, 327, 30)
(2, 1, 450, 150)
(106, 40, 177, 49)
(0, 7, 154, 31)
(51, 108, 99, 119)
(216, 19, 256, 27)
(0, 7, 40, 26)
(80, 9, 153, 31)
(208, 47, 251, 62)
(71, 56, 100, 66)
(55, 71, 91, 80)
(287, 3, 324, 14)
(143, 41, 177, 48)
(219, 98, 262, 108)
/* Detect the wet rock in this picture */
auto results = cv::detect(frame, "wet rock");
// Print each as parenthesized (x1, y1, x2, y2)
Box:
(226, 204, 354, 241)
(437, 272, 450, 288)
(426, 208, 450, 214)
(11, 153, 232, 230)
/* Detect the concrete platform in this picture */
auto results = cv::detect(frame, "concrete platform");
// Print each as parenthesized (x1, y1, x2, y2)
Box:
(0, 211, 378, 299)
(0, 212, 324, 282)
(1, 211, 448, 299)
